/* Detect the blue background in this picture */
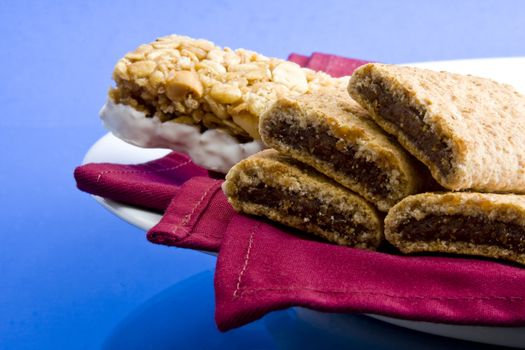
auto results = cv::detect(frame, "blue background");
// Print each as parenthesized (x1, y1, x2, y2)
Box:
(2, 1, 525, 349)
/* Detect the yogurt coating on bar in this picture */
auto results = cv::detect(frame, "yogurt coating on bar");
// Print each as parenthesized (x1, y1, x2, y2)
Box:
(100, 99, 264, 173)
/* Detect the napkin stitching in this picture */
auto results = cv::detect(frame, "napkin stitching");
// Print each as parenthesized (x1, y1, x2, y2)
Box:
(230, 224, 523, 302)
(233, 224, 259, 298)
(238, 287, 523, 301)
(95, 160, 192, 182)
(169, 181, 220, 241)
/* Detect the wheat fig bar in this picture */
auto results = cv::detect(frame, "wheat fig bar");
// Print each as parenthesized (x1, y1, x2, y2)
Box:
(101, 35, 342, 172)
(348, 63, 525, 193)
(223, 149, 383, 249)
(259, 88, 426, 211)
(385, 192, 525, 265)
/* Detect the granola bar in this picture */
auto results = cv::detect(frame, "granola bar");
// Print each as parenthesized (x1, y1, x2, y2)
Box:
(259, 87, 428, 211)
(385, 192, 525, 265)
(108, 34, 339, 141)
(223, 149, 383, 249)
(348, 63, 525, 193)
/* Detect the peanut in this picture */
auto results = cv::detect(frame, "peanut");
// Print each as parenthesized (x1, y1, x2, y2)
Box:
(210, 83, 242, 104)
(166, 71, 203, 101)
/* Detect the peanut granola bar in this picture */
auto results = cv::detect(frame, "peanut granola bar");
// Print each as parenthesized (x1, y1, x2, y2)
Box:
(108, 34, 340, 141)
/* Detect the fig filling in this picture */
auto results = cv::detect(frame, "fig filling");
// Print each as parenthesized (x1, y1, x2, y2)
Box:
(266, 118, 390, 198)
(355, 81, 452, 175)
(236, 182, 369, 242)
(397, 214, 525, 253)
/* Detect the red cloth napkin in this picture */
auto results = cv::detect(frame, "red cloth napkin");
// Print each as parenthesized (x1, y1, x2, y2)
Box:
(75, 152, 208, 211)
(288, 52, 371, 77)
(74, 53, 525, 331)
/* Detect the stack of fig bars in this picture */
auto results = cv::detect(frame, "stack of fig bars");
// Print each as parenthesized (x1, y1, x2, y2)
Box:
(224, 62, 525, 266)
(102, 35, 525, 266)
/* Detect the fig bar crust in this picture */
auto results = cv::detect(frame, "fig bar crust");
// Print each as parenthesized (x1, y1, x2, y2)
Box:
(223, 150, 383, 249)
(348, 63, 525, 193)
(385, 192, 525, 265)
(259, 88, 426, 212)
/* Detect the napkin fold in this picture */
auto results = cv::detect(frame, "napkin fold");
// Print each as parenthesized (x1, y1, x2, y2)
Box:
(215, 214, 525, 331)
(146, 177, 231, 252)
(75, 52, 525, 331)
(75, 152, 207, 211)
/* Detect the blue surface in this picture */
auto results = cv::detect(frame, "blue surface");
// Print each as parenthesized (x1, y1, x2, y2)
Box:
(1, 1, 525, 349)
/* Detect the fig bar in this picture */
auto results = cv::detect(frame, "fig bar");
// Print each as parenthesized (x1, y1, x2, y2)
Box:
(385, 192, 525, 265)
(223, 150, 383, 249)
(348, 63, 525, 193)
(259, 88, 425, 211)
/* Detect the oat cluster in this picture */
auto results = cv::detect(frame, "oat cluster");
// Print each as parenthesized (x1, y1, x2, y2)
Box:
(110, 35, 339, 140)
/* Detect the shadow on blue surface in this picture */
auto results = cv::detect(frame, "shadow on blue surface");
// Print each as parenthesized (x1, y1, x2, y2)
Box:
(102, 271, 507, 350)
(102, 271, 274, 350)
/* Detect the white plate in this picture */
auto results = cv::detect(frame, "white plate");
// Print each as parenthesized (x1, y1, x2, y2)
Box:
(83, 58, 525, 348)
